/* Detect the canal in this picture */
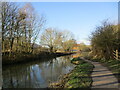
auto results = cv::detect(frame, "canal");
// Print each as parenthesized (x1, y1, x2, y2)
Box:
(2, 54, 77, 88)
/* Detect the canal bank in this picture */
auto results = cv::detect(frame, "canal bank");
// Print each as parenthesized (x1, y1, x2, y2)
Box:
(2, 52, 75, 66)
(49, 57, 94, 88)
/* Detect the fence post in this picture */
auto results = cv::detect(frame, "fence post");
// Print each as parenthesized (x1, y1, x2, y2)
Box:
(113, 50, 120, 60)
(116, 50, 118, 60)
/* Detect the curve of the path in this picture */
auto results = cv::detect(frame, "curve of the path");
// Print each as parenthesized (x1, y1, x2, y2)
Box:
(83, 58, 119, 88)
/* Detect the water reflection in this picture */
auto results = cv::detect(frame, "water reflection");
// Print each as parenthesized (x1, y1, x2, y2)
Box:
(2, 55, 75, 88)
(72, 53, 81, 58)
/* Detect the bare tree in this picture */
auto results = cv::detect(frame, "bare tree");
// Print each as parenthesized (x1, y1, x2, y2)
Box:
(19, 3, 46, 53)
(40, 28, 76, 52)
(1, 2, 18, 55)
(1, 2, 46, 56)
(62, 39, 76, 52)
(61, 30, 76, 52)
(40, 28, 62, 52)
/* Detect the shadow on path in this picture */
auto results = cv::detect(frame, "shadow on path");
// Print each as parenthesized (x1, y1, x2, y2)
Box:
(82, 58, 119, 88)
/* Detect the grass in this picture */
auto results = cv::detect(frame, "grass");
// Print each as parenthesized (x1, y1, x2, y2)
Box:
(49, 57, 94, 88)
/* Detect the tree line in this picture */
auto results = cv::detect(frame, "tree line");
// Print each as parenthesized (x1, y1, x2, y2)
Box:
(90, 20, 120, 60)
(1, 2, 46, 55)
(1, 2, 76, 57)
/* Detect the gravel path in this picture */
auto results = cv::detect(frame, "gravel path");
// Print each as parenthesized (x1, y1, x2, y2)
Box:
(83, 58, 119, 88)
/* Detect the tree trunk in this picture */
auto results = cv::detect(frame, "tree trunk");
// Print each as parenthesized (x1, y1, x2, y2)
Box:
(49, 46, 53, 53)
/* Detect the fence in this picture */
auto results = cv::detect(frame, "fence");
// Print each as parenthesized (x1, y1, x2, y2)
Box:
(113, 50, 120, 60)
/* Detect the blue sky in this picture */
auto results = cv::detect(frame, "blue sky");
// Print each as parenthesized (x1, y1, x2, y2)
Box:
(22, 2, 118, 45)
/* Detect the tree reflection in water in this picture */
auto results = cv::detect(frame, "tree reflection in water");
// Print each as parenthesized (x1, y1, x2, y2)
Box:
(3, 55, 75, 88)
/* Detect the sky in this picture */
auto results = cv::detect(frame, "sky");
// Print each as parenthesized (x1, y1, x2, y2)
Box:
(22, 2, 118, 45)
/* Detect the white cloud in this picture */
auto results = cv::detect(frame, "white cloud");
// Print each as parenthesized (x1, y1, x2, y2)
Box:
(77, 39, 90, 45)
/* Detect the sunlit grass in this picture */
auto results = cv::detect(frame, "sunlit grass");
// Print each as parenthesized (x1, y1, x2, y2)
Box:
(64, 59, 94, 88)
(49, 57, 94, 88)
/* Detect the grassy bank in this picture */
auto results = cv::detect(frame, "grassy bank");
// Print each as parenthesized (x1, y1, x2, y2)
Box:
(49, 57, 94, 88)
(88, 58, 120, 82)
(2, 52, 75, 66)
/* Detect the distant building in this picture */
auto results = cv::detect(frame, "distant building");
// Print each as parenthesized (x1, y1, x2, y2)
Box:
(72, 44, 81, 52)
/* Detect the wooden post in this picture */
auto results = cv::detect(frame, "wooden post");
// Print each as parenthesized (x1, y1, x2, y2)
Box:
(113, 50, 119, 60)
(116, 50, 118, 60)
